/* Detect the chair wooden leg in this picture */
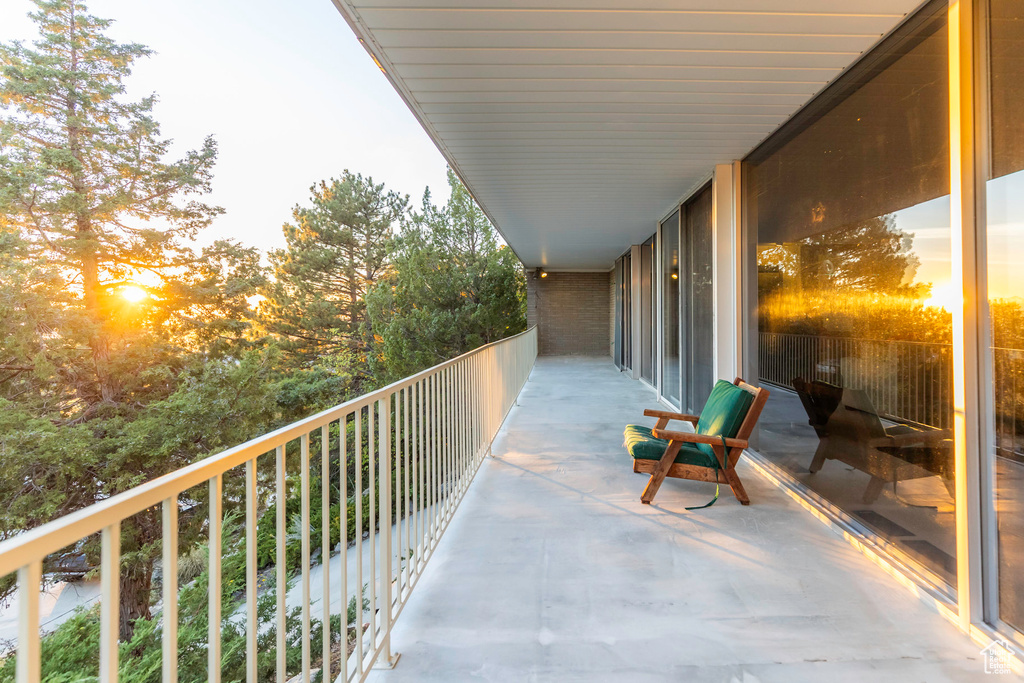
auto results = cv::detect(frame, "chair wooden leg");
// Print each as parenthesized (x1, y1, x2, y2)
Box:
(809, 444, 828, 474)
(723, 467, 750, 505)
(862, 476, 887, 504)
(641, 442, 681, 505)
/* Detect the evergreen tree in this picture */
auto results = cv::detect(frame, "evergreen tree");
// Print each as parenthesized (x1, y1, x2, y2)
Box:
(365, 169, 526, 383)
(0, 0, 223, 405)
(0, 0, 264, 638)
(262, 172, 408, 372)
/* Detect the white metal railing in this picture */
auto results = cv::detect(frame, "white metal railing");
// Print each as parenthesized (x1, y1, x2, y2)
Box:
(0, 326, 537, 683)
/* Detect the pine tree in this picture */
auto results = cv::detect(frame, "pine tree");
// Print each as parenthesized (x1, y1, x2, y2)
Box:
(262, 171, 407, 371)
(0, 0, 264, 640)
(365, 169, 526, 383)
(0, 0, 222, 407)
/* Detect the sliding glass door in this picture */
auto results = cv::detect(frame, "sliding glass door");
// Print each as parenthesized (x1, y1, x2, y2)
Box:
(682, 185, 715, 414)
(640, 236, 655, 384)
(661, 211, 681, 406)
(986, 0, 1024, 637)
(744, 2, 955, 587)
(619, 251, 632, 371)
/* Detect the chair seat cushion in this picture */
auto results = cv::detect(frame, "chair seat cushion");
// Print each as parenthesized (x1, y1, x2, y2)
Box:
(623, 425, 715, 467)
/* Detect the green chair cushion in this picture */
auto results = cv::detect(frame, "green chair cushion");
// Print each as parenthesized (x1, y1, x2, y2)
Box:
(693, 380, 755, 459)
(623, 425, 715, 467)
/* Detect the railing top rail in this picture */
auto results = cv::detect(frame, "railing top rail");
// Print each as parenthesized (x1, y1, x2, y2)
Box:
(0, 326, 537, 578)
(760, 331, 952, 348)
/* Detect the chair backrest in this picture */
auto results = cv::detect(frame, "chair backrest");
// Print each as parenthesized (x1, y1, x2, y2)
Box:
(792, 377, 842, 436)
(731, 378, 770, 443)
(837, 388, 889, 440)
(694, 378, 770, 459)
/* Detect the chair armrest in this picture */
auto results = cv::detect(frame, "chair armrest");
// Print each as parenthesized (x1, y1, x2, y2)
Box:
(650, 428, 747, 450)
(870, 429, 952, 448)
(643, 409, 699, 424)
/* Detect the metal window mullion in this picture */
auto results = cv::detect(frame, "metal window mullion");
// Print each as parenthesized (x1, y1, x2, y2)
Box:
(971, 0, 1000, 627)
(949, 0, 986, 630)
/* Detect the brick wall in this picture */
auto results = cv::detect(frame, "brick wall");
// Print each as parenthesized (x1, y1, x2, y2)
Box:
(526, 271, 613, 356)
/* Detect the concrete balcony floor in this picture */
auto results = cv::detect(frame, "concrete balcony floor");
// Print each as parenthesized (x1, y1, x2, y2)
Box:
(368, 357, 988, 682)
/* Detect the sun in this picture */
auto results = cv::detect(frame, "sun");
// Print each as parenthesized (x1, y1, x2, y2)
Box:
(120, 285, 148, 303)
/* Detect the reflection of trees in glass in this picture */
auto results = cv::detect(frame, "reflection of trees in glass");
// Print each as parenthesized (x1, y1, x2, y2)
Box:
(991, 300, 1024, 458)
(760, 214, 926, 297)
(758, 212, 947, 341)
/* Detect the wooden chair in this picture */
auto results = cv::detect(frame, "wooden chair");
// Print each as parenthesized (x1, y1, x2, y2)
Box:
(792, 378, 953, 503)
(624, 378, 769, 507)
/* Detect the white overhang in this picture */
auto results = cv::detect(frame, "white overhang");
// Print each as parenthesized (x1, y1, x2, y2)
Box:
(330, 0, 926, 269)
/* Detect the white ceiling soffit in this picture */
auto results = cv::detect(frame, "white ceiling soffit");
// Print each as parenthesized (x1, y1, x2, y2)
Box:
(331, 0, 924, 269)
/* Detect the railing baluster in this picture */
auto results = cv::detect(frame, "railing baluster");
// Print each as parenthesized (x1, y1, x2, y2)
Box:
(276, 444, 286, 683)
(0, 329, 536, 683)
(162, 497, 178, 683)
(355, 408, 363, 678)
(380, 395, 394, 664)
(414, 381, 421, 572)
(339, 415, 348, 682)
(100, 522, 120, 683)
(368, 403, 377, 651)
(245, 460, 257, 683)
(209, 474, 222, 683)
(17, 561, 41, 683)
(447, 367, 453, 515)
(321, 424, 330, 682)
(426, 377, 433, 543)
(435, 372, 441, 536)
(404, 386, 411, 591)
(300, 433, 311, 683)
(394, 391, 402, 609)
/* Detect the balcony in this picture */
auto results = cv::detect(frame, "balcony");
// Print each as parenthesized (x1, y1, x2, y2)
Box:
(0, 333, 994, 682)
(366, 356, 984, 681)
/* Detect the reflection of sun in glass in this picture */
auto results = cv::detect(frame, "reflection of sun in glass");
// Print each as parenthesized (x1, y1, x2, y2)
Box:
(121, 285, 148, 303)
(924, 282, 959, 311)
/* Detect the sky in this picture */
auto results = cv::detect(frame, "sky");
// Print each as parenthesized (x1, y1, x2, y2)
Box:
(892, 169, 1024, 305)
(0, 0, 451, 256)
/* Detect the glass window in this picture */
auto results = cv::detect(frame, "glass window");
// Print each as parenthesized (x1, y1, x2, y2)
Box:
(640, 235, 655, 383)
(746, 4, 955, 586)
(684, 186, 715, 413)
(987, 0, 1024, 634)
(661, 211, 681, 405)
(621, 251, 632, 370)
(614, 257, 623, 369)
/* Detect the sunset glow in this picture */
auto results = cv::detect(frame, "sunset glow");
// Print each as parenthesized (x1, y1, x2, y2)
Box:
(121, 285, 148, 303)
